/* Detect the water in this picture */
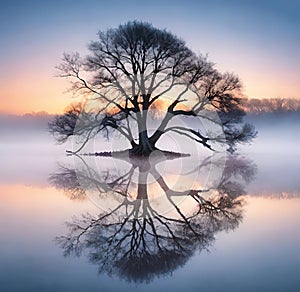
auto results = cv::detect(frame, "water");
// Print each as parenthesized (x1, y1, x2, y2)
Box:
(0, 115, 299, 291)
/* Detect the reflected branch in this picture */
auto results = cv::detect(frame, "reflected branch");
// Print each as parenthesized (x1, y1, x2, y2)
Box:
(51, 154, 255, 282)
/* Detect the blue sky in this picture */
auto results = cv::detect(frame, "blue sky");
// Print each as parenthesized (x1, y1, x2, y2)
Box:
(0, 0, 299, 113)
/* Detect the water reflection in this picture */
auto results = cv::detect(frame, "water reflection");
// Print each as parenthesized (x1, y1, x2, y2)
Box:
(50, 154, 256, 283)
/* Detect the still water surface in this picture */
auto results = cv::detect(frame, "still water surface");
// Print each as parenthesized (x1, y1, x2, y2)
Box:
(0, 127, 299, 292)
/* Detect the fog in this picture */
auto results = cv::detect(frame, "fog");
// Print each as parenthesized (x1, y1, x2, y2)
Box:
(0, 113, 299, 196)
(241, 113, 300, 195)
(244, 112, 300, 153)
(1, 113, 300, 292)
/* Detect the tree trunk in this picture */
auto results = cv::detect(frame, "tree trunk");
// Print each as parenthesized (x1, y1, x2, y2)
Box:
(130, 110, 156, 156)
(130, 130, 156, 155)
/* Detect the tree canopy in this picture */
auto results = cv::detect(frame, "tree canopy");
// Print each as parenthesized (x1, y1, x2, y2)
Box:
(49, 21, 256, 155)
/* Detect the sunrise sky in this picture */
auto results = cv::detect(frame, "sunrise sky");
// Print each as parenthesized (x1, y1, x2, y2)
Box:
(0, 0, 299, 115)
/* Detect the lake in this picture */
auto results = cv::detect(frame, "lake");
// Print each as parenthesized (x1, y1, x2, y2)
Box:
(0, 114, 299, 292)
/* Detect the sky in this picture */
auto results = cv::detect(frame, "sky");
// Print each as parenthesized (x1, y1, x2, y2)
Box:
(0, 0, 299, 114)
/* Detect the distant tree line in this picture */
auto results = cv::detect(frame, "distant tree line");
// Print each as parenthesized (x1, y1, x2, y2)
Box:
(241, 98, 300, 114)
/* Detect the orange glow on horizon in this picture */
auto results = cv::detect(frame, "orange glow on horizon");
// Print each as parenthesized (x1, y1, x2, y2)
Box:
(0, 184, 98, 217)
(0, 62, 73, 115)
(1, 67, 299, 115)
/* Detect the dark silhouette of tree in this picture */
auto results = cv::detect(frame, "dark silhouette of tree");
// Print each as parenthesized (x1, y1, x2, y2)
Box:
(48, 103, 83, 144)
(51, 154, 256, 282)
(49, 21, 256, 155)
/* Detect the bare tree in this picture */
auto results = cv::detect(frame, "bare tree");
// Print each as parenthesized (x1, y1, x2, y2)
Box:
(52, 154, 256, 282)
(49, 21, 256, 155)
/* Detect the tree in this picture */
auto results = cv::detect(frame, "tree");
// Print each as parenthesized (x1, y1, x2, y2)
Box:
(49, 21, 256, 155)
(51, 154, 255, 282)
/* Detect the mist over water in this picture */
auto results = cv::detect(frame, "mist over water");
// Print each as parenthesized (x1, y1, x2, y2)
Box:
(0, 113, 299, 291)
(1, 113, 299, 193)
(245, 113, 300, 153)
(242, 113, 300, 196)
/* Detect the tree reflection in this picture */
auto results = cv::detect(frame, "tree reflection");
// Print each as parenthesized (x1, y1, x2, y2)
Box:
(50, 154, 256, 283)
